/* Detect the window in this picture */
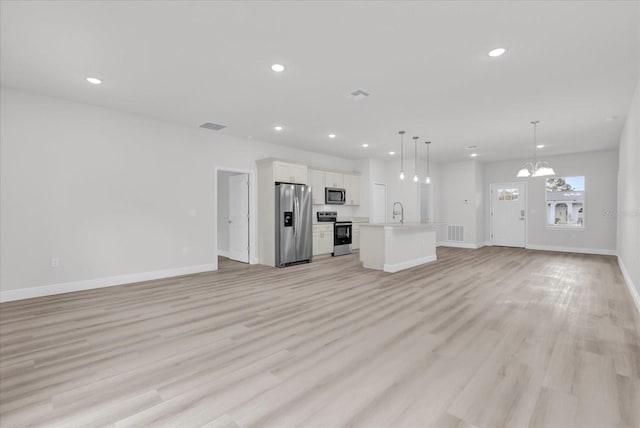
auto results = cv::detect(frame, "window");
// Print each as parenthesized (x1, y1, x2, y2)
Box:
(497, 188, 519, 201)
(545, 176, 585, 228)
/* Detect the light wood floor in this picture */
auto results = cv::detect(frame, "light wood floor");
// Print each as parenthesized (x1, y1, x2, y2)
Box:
(1, 247, 639, 428)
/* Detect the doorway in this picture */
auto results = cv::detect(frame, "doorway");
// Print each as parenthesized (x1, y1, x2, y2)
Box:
(217, 169, 252, 265)
(419, 183, 432, 223)
(372, 183, 387, 224)
(490, 182, 527, 247)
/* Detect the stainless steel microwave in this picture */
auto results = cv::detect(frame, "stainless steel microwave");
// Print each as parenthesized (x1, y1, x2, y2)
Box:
(325, 187, 346, 205)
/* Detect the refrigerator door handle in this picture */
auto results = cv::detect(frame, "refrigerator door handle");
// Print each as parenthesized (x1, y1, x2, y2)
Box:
(293, 198, 298, 236)
(296, 198, 302, 236)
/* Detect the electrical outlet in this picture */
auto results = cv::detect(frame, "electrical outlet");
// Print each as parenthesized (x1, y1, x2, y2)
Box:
(182, 247, 189, 255)
(51, 257, 60, 268)
(188, 209, 197, 217)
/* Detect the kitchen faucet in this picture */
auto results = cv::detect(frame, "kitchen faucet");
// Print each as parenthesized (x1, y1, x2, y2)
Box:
(392, 202, 404, 224)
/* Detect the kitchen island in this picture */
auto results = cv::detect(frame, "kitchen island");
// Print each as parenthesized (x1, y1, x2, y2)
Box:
(359, 223, 437, 273)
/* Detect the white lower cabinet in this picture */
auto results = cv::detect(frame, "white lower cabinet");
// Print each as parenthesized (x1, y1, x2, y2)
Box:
(313, 224, 334, 256)
(352, 224, 360, 250)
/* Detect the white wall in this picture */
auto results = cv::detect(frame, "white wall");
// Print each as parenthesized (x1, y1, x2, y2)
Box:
(358, 156, 440, 227)
(437, 160, 484, 246)
(385, 157, 420, 223)
(475, 161, 485, 244)
(484, 149, 619, 254)
(352, 158, 388, 221)
(617, 76, 640, 304)
(0, 87, 355, 298)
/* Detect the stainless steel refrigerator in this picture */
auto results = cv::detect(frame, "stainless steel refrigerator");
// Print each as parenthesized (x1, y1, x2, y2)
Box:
(275, 183, 312, 267)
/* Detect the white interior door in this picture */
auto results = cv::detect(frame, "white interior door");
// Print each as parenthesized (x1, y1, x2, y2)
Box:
(229, 173, 249, 263)
(419, 183, 432, 223)
(372, 183, 387, 224)
(491, 182, 526, 247)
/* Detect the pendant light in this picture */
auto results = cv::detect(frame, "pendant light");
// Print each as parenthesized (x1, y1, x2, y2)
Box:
(413, 136, 419, 182)
(425, 141, 432, 184)
(516, 120, 555, 178)
(398, 131, 405, 180)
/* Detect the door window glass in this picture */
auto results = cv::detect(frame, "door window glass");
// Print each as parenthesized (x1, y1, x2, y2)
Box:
(497, 188, 519, 201)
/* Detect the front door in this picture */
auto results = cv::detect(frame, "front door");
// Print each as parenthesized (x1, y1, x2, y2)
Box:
(490, 182, 526, 247)
(229, 173, 249, 263)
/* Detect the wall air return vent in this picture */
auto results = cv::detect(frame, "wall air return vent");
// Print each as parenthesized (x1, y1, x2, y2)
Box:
(346, 89, 370, 101)
(199, 122, 227, 131)
(447, 224, 464, 242)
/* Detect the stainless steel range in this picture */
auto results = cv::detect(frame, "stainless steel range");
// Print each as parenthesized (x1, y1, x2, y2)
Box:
(317, 211, 352, 256)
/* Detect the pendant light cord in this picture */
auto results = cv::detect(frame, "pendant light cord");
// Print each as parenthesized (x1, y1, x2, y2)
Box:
(413, 136, 419, 179)
(426, 141, 430, 178)
(532, 120, 539, 168)
(399, 131, 405, 172)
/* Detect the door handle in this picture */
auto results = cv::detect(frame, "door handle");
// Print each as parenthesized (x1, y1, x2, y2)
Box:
(294, 199, 300, 236)
(298, 199, 301, 236)
(293, 201, 297, 236)
(228, 220, 232, 224)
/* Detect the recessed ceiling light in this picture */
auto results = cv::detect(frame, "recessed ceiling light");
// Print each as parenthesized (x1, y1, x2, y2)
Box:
(86, 77, 102, 85)
(274, 125, 283, 131)
(388, 151, 395, 155)
(488, 48, 506, 57)
(536, 144, 545, 148)
(362, 143, 369, 148)
(328, 134, 336, 139)
(271, 64, 285, 72)
(604, 116, 619, 122)
(470, 153, 478, 157)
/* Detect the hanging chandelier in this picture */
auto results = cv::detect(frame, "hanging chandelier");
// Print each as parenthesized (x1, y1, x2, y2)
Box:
(516, 120, 555, 178)
(425, 141, 432, 183)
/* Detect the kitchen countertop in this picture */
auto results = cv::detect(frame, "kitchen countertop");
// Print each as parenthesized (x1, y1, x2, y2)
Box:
(313, 217, 370, 225)
(359, 222, 439, 229)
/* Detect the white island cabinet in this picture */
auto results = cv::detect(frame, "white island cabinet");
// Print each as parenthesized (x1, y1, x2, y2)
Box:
(359, 223, 437, 273)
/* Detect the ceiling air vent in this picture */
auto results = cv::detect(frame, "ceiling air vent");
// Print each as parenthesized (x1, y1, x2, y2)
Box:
(199, 122, 227, 131)
(346, 89, 370, 101)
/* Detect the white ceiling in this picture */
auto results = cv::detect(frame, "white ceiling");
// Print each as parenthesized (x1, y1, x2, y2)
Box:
(1, 1, 638, 163)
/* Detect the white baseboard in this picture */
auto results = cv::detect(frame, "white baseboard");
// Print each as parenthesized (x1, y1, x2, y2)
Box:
(525, 244, 616, 256)
(618, 256, 640, 316)
(217, 250, 230, 258)
(0, 263, 217, 303)
(384, 255, 437, 273)
(437, 242, 485, 250)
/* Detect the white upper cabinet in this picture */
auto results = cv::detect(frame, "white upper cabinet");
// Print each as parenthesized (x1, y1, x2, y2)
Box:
(309, 169, 326, 205)
(308, 169, 360, 206)
(273, 161, 308, 184)
(343, 174, 361, 206)
(325, 171, 344, 189)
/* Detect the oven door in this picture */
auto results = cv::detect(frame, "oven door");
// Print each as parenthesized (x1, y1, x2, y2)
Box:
(334, 223, 352, 245)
